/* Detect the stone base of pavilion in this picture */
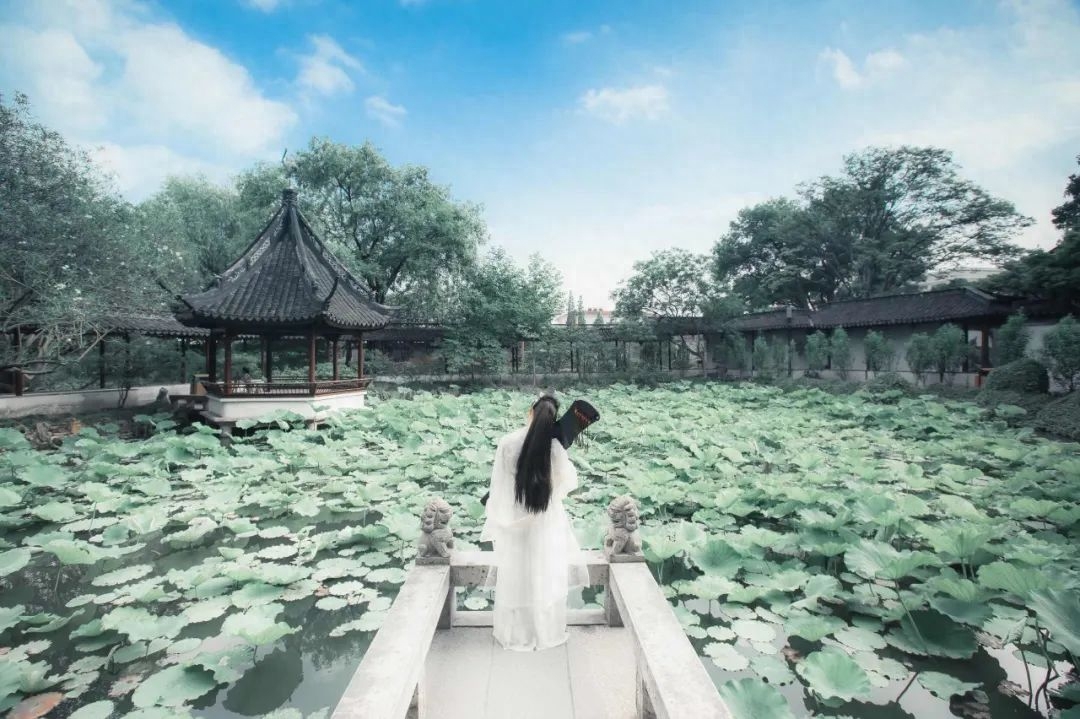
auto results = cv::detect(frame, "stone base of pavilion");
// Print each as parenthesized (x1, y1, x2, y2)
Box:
(198, 379, 370, 430)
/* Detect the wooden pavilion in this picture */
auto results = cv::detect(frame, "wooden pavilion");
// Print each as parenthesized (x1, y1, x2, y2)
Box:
(176, 188, 392, 424)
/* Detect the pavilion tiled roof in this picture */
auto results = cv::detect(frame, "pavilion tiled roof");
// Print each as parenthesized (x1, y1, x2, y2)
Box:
(726, 287, 1016, 332)
(179, 189, 392, 332)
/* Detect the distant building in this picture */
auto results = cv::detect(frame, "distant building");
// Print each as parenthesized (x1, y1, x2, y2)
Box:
(552, 307, 617, 325)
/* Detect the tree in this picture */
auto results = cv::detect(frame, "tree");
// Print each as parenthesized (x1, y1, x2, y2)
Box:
(906, 333, 934, 384)
(134, 176, 249, 290)
(930, 323, 972, 383)
(713, 146, 1030, 308)
(576, 295, 587, 326)
(239, 138, 486, 307)
(564, 290, 576, 326)
(0, 93, 163, 386)
(805, 332, 830, 373)
(983, 157, 1080, 307)
(442, 249, 561, 374)
(864, 330, 894, 376)
(994, 312, 1030, 365)
(830, 328, 851, 379)
(614, 248, 726, 319)
(1042, 315, 1080, 392)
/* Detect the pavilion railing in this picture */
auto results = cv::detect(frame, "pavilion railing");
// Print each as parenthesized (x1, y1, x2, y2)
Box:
(201, 378, 371, 398)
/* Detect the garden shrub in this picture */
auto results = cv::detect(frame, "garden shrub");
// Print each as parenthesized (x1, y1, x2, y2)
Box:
(864, 372, 912, 394)
(864, 330, 894, 375)
(752, 335, 772, 379)
(830, 327, 851, 379)
(1034, 391, 1080, 441)
(976, 389, 1053, 417)
(931, 323, 974, 383)
(805, 332, 829, 373)
(983, 358, 1050, 394)
(1042, 314, 1080, 392)
(994, 312, 1030, 364)
(906, 333, 934, 384)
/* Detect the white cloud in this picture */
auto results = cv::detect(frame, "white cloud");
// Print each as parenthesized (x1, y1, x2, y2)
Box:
(365, 95, 407, 127)
(296, 34, 364, 97)
(0, 0, 297, 198)
(562, 30, 593, 45)
(116, 23, 296, 154)
(819, 46, 905, 89)
(0, 25, 107, 133)
(579, 84, 669, 123)
(89, 142, 233, 201)
(243, 0, 282, 11)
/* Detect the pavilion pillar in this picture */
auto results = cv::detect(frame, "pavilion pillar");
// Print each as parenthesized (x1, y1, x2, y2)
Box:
(332, 337, 340, 381)
(356, 333, 365, 379)
(99, 338, 107, 389)
(223, 334, 233, 397)
(260, 336, 268, 377)
(207, 337, 218, 383)
(13, 327, 24, 396)
(980, 326, 991, 368)
(308, 330, 317, 389)
(180, 339, 188, 384)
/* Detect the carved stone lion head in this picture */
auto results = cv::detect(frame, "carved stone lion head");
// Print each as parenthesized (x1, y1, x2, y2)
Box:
(607, 495, 639, 532)
(421, 497, 453, 533)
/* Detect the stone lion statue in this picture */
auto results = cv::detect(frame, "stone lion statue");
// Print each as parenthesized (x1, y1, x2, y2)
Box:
(417, 497, 454, 559)
(605, 495, 642, 556)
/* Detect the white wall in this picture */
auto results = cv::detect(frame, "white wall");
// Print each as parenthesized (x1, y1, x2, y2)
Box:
(0, 384, 188, 419)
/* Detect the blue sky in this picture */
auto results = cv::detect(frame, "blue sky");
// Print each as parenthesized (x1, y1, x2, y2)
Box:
(2, 0, 1079, 306)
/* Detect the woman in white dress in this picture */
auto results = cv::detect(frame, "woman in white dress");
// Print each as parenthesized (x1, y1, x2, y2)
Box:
(480, 395, 590, 651)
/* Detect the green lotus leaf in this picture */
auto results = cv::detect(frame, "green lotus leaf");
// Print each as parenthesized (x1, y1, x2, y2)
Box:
(24, 609, 83, 634)
(31, 501, 77, 523)
(315, 597, 348, 611)
(222, 603, 296, 645)
(977, 561, 1049, 601)
(797, 647, 872, 702)
(101, 607, 188, 642)
(785, 613, 843, 641)
(328, 609, 388, 637)
(706, 625, 736, 642)
(690, 538, 744, 575)
(91, 564, 154, 587)
(642, 530, 683, 563)
(43, 538, 100, 565)
(131, 665, 218, 708)
(886, 609, 977, 658)
(0, 486, 22, 508)
(916, 671, 980, 698)
(20, 464, 68, 488)
(230, 582, 285, 608)
(1030, 588, 1080, 656)
(844, 539, 939, 581)
(366, 567, 408, 584)
(253, 563, 311, 586)
(703, 642, 750, 671)
(833, 625, 886, 652)
(731, 619, 776, 643)
(182, 597, 232, 624)
(750, 654, 795, 686)
(0, 548, 31, 577)
(675, 521, 707, 547)
(69, 700, 115, 719)
(718, 678, 794, 719)
(928, 596, 992, 627)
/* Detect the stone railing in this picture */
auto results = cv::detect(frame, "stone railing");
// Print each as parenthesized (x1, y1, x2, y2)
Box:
(330, 495, 730, 719)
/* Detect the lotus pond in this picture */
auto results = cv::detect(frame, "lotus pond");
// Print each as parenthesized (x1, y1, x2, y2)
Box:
(1, 382, 1079, 719)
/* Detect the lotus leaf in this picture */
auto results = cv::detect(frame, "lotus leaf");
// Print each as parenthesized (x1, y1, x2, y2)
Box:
(797, 647, 872, 702)
(887, 609, 977, 658)
(844, 539, 939, 581)
(68, 700, 115, 719)
(690, 538, 744, 575)
(131, 665, 217, 708)
(1030, 588, 1080, 656)
(718, 678, 794, 719)
(977, 561, 1049, 600)
(704, 642, 750, 671)
(91, 564, 153, 587)
(731, 619, 776, 643)
(222, 604, 296, 645)
(917, 671, 980, 698)
(749, 655, 795, 686)
(0, 548, 31, 577)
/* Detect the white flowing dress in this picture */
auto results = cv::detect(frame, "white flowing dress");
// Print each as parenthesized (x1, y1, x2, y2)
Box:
(480, 426, 589, 651)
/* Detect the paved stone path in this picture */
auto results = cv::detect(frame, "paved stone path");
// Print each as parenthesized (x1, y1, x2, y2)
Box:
(425, 625, 638, 719)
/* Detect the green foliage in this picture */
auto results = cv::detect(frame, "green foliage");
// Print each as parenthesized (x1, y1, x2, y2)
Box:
(613, 248, 727, 320)
(905, 332, 935, 384)
(805, 332, 829, 373)
(864, 371, 912, 395)
(929, 323, 972, 383)
(984, 358, 1050, 394)
(713, 146, 1030, 308)
(1034, 391, 1080, 440)
(994, 312, 1030, 364)
(863, 330, 894, 375)
(1042, 314, 1080, 392)
(829, 327, 851, 378)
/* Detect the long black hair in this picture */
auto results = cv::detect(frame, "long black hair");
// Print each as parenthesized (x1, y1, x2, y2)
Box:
(515, 394, 559, 513)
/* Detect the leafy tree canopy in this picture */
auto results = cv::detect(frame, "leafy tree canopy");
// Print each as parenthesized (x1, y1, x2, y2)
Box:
(614, 248, 742, 322)
(714, 146, 1030, 309)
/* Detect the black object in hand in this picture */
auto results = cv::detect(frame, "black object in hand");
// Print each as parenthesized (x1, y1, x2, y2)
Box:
(480, 400, 600, 506)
